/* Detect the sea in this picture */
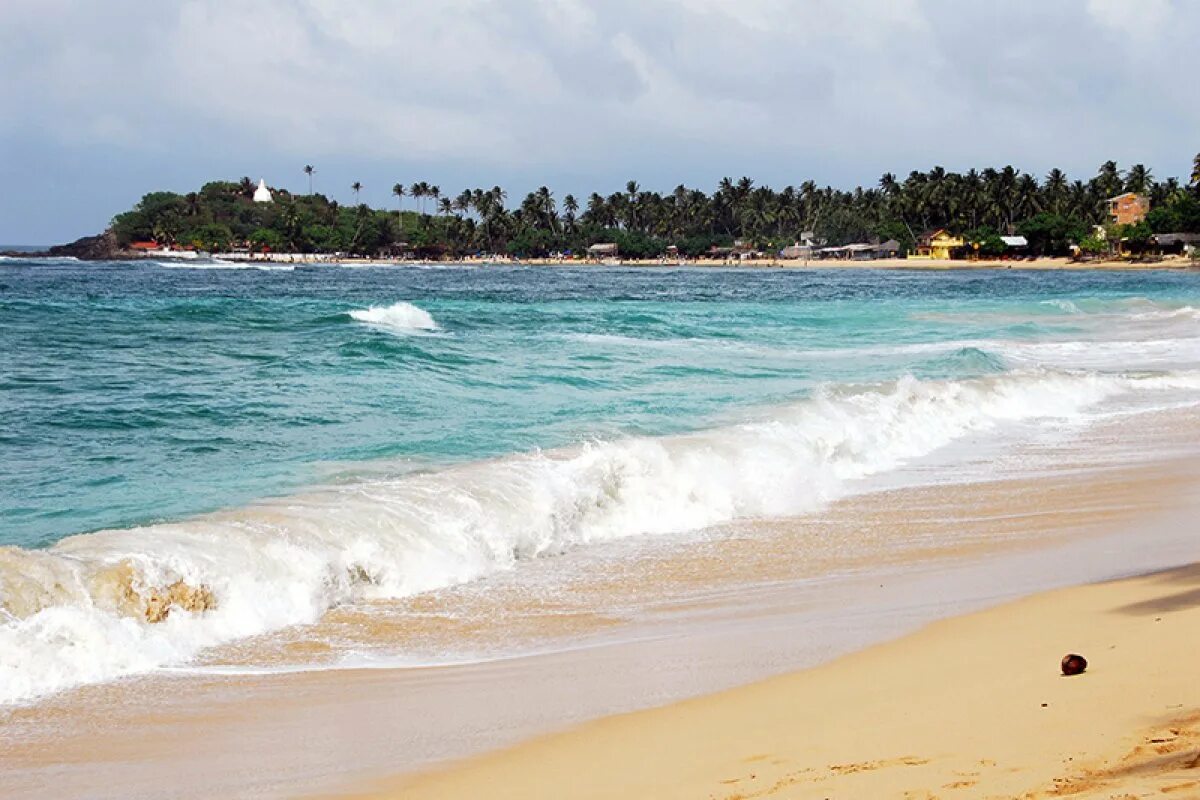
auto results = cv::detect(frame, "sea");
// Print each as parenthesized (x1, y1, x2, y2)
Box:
(2, 256, 1200, 707)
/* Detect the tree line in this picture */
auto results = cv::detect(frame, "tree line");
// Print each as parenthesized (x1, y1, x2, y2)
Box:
(110, 155, 1200, 258)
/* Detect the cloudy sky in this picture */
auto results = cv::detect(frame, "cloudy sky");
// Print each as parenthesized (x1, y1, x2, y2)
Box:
(1, 0, 1196, 244)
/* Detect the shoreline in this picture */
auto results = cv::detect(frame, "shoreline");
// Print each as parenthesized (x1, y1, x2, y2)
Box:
(335, 411, 1200, 800)
(7, 251, 1198, 271)
(358, 561, 1200, 800)
(4, 408, 1200, 799)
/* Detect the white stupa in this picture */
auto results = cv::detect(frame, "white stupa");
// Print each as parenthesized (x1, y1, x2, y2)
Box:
(253, 178, 273, 203)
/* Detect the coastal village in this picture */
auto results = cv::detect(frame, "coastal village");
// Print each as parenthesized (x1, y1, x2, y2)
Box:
(40, 156, 1200, 268)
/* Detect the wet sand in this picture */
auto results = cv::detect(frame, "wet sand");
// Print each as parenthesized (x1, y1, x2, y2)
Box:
(365, 563, 1200, 800)
(2, 409, 1200, 799)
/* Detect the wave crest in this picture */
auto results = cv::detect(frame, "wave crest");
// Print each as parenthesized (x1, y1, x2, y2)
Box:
(1, 368, 1197, 704)
(349, 301, 438, 332)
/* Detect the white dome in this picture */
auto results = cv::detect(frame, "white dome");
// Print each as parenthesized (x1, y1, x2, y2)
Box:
(253, 178, 273, 203)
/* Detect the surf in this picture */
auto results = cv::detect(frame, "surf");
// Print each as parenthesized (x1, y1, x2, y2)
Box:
(2, 367, 1199, 705)
(348, 301, 439, 333)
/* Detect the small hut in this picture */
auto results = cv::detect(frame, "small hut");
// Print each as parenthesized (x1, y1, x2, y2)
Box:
(587, 243, 619, 260)
(1152, 233, 1200, 256)
(874, 239, 901, 258)
(780, 244, 816, 260)
(1000, 235, 1030, 258)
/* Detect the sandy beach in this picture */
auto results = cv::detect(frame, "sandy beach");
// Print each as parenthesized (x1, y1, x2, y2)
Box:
(334, 410, 1200, 800)
(212, 252, 1198, 271)
(5, 406, 1198, 799)
(354, 562, 1200, 800)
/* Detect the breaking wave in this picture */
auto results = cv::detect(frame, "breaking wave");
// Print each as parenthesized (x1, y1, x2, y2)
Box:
(150, 259, 296, 272)
(349, 301, 439, 332)
(2, 367, 1198, 705)
(1041, 299, 1083, 314)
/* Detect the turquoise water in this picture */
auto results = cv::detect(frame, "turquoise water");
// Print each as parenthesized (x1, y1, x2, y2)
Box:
(2, 260, 1198, 548)
(2, 258, 1200, 704)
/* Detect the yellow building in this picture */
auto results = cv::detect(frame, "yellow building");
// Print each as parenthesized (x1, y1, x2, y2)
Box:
(909, 229, 965, 260)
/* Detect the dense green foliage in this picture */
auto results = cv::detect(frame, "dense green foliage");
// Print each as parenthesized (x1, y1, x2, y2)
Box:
(111, 157, 1200, 257)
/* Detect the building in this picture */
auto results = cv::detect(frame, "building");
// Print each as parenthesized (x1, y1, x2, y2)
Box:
(587, 243, 619, 259)
(999, 235, 1030, 257)
(253, 179, 274, 204)
(379, 242, 413, 259)
(910, 229, 965, 260)
(802, 240, 902, 261)
(1107, 193, 1149, 225)
(875, 239, 902, 258)
(1151, 233, 1200, 255)
(780, 244, 816, 260)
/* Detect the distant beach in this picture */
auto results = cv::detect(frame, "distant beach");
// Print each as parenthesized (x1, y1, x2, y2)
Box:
(82, 250, 1200, 271)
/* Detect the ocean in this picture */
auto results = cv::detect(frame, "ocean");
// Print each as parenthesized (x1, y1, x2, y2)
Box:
(2, 257, 1199, 706)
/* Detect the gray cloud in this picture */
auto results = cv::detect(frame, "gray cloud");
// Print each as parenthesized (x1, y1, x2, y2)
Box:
(1, 0, 1196, 243)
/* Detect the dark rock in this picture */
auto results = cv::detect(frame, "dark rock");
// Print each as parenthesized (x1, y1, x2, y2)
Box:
(1061, 653, 1088, 676)
(47, 230, 127, 260)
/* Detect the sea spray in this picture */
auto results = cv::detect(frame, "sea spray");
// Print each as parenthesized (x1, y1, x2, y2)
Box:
(2, 367, 1199, 704)
(349, 301, 439, 332)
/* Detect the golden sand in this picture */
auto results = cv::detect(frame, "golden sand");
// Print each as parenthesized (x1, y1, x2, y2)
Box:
(354, 563, 1200, 800)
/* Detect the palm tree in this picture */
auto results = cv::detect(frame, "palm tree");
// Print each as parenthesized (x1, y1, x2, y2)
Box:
(392, 183, 406, 216)
(584, 193, 607, 227)
(391, 184, 407, 241)
(1124, 164, 1153, 195)
(351, 181, 363, 203)
(304, 164, 315, 195)
(411, 182, 430, 214)
(454, 190, 473, 219)
(1044, 168, 1068, 215)
(534, 185, 556, 230)
(281, 202, 302, 250)
(1094, 160, 1122, 200)
(1014, 174, 1041, 227)
(490, 185, 507, 210)
(563, 194, 579, 232)
(148, 156, 1200, 259)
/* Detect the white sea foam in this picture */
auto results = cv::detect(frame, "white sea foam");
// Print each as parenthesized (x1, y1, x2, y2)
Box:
(150, 259, 296, 272)
(1041, 299, 1083, 314)
(0, 255, 78, 265)
(2, 367, 1199, 705)
(349, 301, 439, 332)
(1129, 305, 1200, 322)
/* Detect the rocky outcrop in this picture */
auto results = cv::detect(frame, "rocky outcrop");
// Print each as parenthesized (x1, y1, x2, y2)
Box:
(47, 230, 126, 260)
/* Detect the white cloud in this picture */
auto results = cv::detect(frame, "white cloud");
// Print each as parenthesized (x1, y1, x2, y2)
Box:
(1086, 0, 1172, 40)
(1, 0, 1198, 242)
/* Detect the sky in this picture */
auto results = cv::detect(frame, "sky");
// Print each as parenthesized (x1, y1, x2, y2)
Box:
(1, 0, 1196, 245)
